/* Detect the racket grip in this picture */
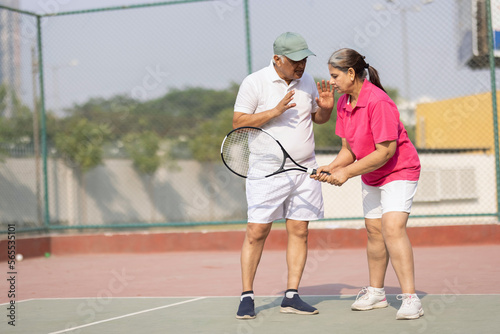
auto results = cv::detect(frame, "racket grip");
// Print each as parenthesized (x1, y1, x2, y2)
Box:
(311, 169, 331, 175)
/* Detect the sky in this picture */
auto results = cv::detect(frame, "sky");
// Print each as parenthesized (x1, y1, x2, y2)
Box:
(1, 0, 498, 114)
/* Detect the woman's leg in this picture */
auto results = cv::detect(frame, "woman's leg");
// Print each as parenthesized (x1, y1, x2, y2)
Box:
(365, 218, 390, 289)
(381, 211, 415, 294)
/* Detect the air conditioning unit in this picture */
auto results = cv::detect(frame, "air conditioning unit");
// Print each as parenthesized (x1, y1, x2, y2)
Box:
(414, 167, 477, 202)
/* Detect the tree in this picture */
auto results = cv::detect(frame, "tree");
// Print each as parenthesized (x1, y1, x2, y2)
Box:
(188, 107, 233, 162)
(62, 95, 140, 142)
(187, 108, 233, 221)
(313, 120, 342, 151)
(312, 84, 341, 151)
(123, 131, 162, 222)
(0, 85, 8, 159)
(124, 131, 162, 174)
(0, 83, 40, 160)
(54, 118, 111, 224)
(0, 84, 7, 114)
(134, 84, 239, 138)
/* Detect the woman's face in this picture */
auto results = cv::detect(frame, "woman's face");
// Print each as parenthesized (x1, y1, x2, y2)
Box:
(328, 64, 353, 95)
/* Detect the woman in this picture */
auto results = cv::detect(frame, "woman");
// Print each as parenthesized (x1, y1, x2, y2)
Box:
(312, 48, 423, 320)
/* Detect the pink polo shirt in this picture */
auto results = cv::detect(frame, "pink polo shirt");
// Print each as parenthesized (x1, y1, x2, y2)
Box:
(335, 80, 420, 187)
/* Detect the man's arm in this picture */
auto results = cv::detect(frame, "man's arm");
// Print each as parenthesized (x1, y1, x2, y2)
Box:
(311, 106, 333, 124)
(233, 90, 296, 129)
(311, 80, 334, 125)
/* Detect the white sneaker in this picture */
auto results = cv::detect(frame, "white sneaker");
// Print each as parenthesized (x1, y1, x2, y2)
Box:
(396, 294, 424, 320)
(351, 287, 389, 311)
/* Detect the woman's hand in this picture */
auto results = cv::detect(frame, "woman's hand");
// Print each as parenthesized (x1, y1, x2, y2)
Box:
(327, 168, 349, 186)
(311, 165, 350, 187)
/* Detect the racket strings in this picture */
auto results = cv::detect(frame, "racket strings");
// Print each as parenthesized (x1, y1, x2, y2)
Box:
(222, 128, 284, 178)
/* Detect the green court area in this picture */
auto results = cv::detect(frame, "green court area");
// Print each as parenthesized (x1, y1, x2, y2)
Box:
(5, 294, 500, 334)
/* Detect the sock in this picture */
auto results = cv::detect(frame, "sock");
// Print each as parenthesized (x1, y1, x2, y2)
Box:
(241, 290, 254, 301)
(285, 289, 298, 299)
(369, 286, 385, 294)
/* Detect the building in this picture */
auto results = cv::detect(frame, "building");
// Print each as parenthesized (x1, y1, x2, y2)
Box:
(415, 91, 498, 153)
(0, 0, 21, 117)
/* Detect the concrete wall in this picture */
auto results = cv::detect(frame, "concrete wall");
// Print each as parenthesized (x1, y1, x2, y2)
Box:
(0, 153, 497, 227)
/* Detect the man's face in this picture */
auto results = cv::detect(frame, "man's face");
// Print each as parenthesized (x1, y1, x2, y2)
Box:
(274, 55, 307, 83)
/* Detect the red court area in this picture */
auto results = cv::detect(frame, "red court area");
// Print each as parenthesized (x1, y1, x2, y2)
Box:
(1, 224, 499, 303)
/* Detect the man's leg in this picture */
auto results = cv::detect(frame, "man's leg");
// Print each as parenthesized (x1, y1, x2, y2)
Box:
(241, 222, 273, 292)
(237, 222, 272, 319)
(285, 219, 309, 290)
(280, 219, 318, 315)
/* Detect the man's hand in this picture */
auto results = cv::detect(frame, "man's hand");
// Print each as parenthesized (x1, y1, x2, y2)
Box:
(272, 90, 296, 117)
(316, 80, 334, 111)
(311, 165, 332, 182)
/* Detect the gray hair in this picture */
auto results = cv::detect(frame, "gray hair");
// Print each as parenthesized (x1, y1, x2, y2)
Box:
(272, 55, 285, 65)
(328, 48, 367, 80)
(328, 48, 385, 92)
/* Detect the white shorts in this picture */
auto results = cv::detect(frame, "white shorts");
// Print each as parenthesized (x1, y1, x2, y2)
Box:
(246, 173, 324, 224)
(362, 180, 418, 219)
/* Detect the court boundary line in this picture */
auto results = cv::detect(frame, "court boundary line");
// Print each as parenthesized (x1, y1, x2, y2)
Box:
(2, 293, 500, 306)
(46, 296, 206, 334)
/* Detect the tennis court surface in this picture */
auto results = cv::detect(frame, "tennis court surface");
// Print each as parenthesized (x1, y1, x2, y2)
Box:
(7, 294, 500, 334)
(1, 227, 499, 333)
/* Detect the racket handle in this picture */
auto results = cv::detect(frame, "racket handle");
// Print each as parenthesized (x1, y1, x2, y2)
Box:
(311, 169, 331, 175)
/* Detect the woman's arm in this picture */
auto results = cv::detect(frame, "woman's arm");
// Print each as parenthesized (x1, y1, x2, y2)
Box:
(313, 138, 356, 180)
(326, 140, 396, 186)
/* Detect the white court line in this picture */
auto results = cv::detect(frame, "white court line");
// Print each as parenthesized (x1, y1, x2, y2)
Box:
(48, 297, 206, 334)
(2, 293, 498, 307)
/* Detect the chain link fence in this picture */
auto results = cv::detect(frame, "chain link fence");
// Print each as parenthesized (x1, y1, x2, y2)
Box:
(0, 0, 499, 232)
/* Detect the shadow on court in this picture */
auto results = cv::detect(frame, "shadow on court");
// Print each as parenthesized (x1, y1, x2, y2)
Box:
(5, 294, 500, 334)
(296, 283, 428, 297)
(2, 244, 499, 333)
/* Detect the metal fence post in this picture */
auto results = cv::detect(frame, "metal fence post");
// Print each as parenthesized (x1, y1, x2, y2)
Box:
(485, 0, 500, 221)
(36, 15, 51, 229)
(244, 0, 252, 74)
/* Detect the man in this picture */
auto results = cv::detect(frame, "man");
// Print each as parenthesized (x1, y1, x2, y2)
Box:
(233, 32, 334, 319)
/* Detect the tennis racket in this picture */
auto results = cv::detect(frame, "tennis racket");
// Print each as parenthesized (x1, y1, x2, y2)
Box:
(220, 126, 329, 179)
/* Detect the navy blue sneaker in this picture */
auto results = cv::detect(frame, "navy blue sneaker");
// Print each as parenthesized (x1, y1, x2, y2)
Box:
(280, 294, 318, 315)
(236, 296, 256, 319)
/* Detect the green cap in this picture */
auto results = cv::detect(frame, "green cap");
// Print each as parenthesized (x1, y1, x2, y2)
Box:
(273, 32, 315, 61)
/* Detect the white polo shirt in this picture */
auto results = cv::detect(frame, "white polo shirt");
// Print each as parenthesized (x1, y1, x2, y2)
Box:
(234, 61, 319, 171)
